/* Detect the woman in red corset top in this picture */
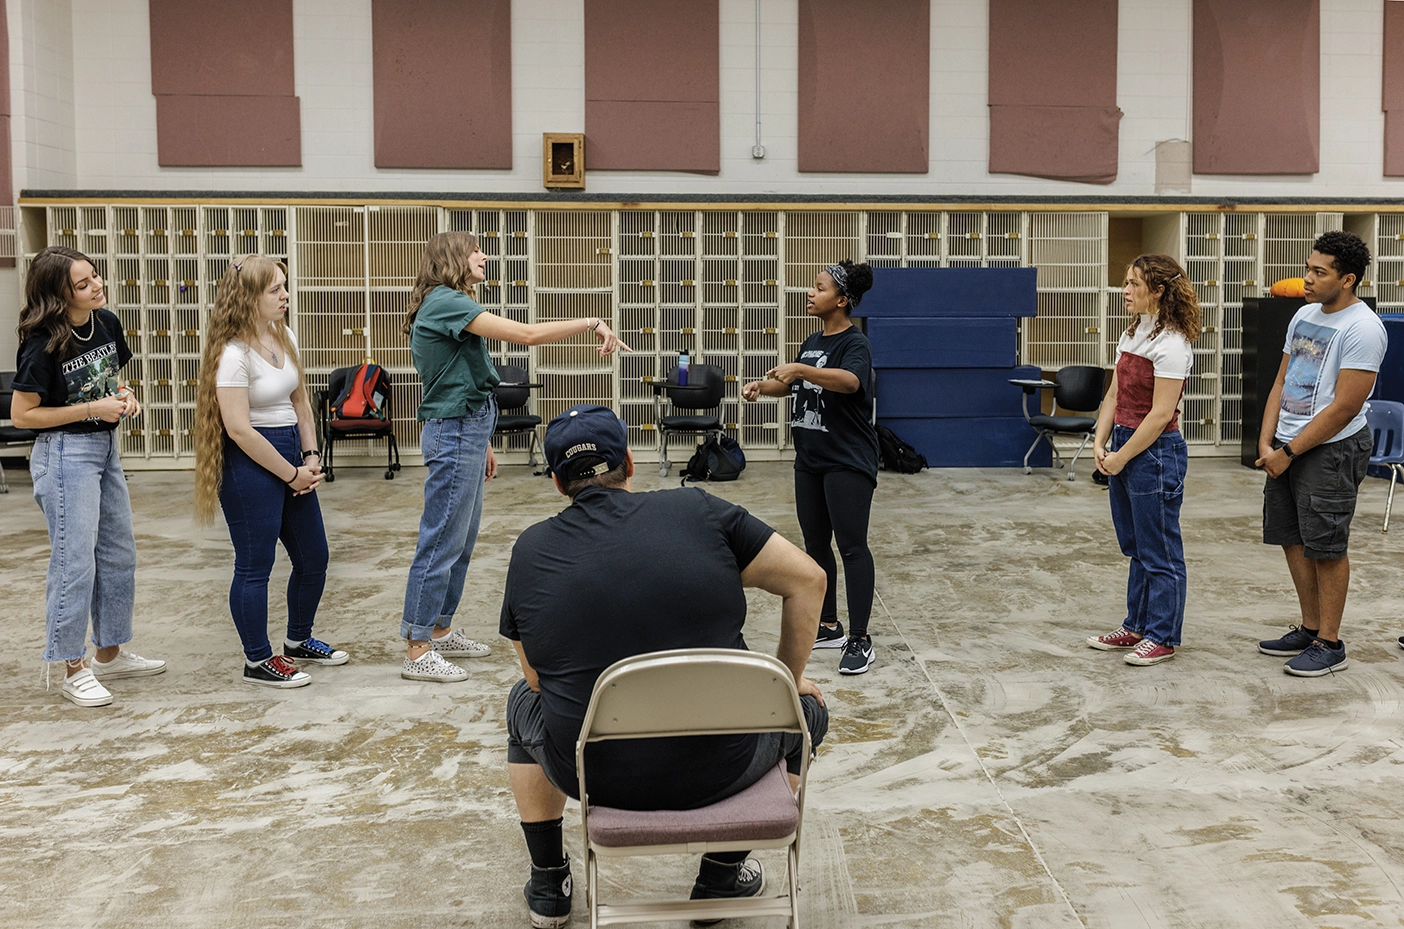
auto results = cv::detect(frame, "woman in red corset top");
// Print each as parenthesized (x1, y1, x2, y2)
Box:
(1087, 254, 1202, 666)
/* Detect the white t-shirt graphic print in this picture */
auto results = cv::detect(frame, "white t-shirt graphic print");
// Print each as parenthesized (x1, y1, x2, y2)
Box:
(1276, 301, 1387, 444)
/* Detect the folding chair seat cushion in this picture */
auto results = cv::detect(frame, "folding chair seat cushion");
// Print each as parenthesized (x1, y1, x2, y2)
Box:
(496, 413, 542, 432)
(0, 424, 35, 442)
(586, 763, 797, 849)
(661, 413, 722, 431)
(329, 417, 392, 432)
(1028, 413, 1097, 432)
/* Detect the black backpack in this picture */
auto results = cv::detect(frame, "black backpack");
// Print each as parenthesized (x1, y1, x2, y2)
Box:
(876, 424, 928, 473)
(681, 435, 745, 484)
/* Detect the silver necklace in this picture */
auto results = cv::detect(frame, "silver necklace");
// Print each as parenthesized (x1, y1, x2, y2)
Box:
(260, 338, 280, 365)
(72, 314, 96, 342)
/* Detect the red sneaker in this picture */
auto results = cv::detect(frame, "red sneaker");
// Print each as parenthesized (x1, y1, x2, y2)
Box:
(1087, 627, 1143, 650)
(1124, 639, 1175, 665)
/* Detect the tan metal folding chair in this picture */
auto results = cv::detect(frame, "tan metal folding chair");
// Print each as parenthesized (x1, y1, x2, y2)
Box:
(575, 648, 811, 928)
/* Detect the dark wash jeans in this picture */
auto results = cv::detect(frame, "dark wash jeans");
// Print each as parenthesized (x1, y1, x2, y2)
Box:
(1108, 425, 1188, 647)
(219, 425, 328, 662)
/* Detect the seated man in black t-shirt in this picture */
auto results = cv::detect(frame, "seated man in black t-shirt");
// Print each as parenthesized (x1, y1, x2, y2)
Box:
(502, 404, 829, 929)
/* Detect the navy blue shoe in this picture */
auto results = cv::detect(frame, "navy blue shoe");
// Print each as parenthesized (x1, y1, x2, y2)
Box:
(1283, 638, 1348, 677)
(1258, 625, 1316, 657)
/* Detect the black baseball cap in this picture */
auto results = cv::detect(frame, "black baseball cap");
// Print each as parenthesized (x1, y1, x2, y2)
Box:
(544, 404, 629, 481)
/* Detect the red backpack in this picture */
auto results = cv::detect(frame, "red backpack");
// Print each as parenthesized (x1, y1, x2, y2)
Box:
(330, 362, 390, 426)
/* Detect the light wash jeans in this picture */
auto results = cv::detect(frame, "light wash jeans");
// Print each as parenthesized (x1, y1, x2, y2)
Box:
(400, 397, 497, 641)
(30, 430, 137, 662)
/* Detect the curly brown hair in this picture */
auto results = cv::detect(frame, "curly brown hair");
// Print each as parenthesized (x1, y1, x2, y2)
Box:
(403, 231, 480, 335)
(1124, 254, 1202, 344)
(193, 255, 303, 523)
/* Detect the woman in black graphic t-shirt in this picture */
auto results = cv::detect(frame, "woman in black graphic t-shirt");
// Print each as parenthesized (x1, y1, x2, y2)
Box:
(743, 259, 880, 675)
(10, 246, 166, 707)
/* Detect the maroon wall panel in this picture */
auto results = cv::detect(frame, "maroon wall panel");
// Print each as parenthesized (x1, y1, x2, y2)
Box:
(1193, 0, 1319, 174)
(989, 106, 1120, 184)
(155, 95, 301, 167)
(989, 0, 1117, 107)
(796, 0, 928, 173)
(149, 0, 294, 96)
(372, 0, 512, 169)
(149, 0, 300, 166)
(1385, 1, 1404, 175)
(584, 0, 719, 172)
(987, 0, 1120, 184)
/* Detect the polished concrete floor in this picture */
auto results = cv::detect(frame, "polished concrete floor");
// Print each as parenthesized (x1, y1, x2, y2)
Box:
(3, 455, 1404, 928)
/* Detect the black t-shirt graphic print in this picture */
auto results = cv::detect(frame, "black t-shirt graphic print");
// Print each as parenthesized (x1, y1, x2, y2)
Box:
(789, 326, 879, 482)
(12, 308, 132, 434)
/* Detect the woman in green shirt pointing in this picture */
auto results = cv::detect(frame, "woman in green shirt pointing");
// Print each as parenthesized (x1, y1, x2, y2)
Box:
(399, 231, 628, 682)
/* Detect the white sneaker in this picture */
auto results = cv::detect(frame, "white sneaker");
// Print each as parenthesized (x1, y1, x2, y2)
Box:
(62, 668, 114, 707)
(430, 629, 491, 658)
(402, 649, 470, 682)
(91, 650, 167, 680)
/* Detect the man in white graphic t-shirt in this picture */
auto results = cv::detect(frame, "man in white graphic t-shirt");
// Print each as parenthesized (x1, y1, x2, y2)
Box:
(1255, 231, 1388, 677)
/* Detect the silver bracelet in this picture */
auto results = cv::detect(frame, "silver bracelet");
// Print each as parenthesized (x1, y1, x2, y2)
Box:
(588, 317, 601, 333)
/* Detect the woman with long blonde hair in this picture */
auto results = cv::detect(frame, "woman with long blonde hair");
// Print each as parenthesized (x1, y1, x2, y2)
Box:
(398, 231, 628, 682)
(195, 254, 347, 688)
(1088, 253, 1202, 666)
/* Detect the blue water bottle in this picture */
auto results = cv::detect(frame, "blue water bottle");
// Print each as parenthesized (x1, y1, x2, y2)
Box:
(677, 350, 690, 386)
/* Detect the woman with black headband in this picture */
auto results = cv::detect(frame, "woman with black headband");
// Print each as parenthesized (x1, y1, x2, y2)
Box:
(743, 259, 880, 674)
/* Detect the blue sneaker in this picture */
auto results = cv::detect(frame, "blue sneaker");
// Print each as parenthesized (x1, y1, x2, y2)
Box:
(1258, 625, 1317, 657)
(1283, 638, 1348, 677)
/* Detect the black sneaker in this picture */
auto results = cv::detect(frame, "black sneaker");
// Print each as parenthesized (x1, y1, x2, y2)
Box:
(1258, 625, 1317, 657)
(690, 855, 764, 925)
(814, 621, 846, 649)
(838, 635, 874, 675)
(284, 637, 350, 665)
(524, 856, 572, 929)
(243, 655, 311, 688)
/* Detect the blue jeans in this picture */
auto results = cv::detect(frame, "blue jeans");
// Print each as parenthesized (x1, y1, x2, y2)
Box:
(30, 430, 137, 662)
(219, 426, 328, 662)
(1108, 425, 1188, 647)
(401, 398, 497, 641)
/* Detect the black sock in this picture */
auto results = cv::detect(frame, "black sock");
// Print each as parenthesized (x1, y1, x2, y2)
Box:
(706, 850, 749, 865)
(521, 818, 565, 869)
(1303, 626, 1319, 636)
(1318, 637, 1341, 648)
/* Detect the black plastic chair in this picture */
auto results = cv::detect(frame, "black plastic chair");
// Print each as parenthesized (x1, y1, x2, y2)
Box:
(492, 363, 544, 468)
(0, 372, 37, 493)
(1011, 365, 1104, 481)
(650, 363, 725, 477)
(318, 365, 401, 482)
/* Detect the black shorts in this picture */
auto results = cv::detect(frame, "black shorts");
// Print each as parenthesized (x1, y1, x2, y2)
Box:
(1262, 425, 1373, 559)
(505, 678, 829, 801)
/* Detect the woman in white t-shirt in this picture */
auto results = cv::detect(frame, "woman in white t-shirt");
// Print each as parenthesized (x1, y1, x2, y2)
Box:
(193, 255, 347, 688)
(1088, 254, 1201, 666)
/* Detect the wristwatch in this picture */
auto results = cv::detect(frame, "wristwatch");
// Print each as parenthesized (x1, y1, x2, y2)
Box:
(1282, 443, 1296, 459)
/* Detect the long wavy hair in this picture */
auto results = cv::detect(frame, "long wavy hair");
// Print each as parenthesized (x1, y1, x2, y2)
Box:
(18, 246, 98, 356)
(1125, 254, 1202, 343)
(194, 255, 303, 523)
(402, 231, 480, 335)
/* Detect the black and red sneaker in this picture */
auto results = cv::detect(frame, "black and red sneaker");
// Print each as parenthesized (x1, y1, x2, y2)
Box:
(243, 654, 312, 688)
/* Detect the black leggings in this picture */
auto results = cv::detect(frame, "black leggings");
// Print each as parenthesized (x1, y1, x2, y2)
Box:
(794, 469, 875, 638)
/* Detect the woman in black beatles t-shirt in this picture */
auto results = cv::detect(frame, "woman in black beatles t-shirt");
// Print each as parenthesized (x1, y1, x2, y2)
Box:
(11, 246, 166, 707)
(742, 259, 880, 675)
